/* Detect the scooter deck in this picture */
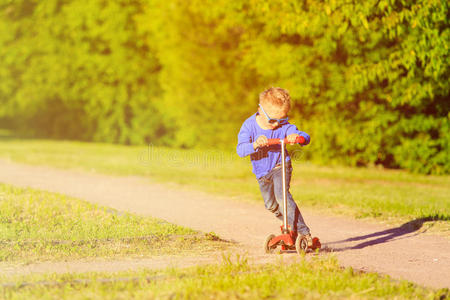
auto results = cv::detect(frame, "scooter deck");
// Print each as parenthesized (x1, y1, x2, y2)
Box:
(265, 227, 321, 254)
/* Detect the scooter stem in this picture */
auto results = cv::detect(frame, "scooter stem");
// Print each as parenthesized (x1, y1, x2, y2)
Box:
(280, 139, 288, 233)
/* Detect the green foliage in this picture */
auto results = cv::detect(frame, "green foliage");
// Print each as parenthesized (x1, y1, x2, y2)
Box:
(0, 0, 164, 144)
(138, 0, 260, 148)
(0, 0, 448, 173)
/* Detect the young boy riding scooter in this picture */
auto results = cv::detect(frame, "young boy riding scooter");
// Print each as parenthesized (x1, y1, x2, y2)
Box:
(236, 87, 314, 247)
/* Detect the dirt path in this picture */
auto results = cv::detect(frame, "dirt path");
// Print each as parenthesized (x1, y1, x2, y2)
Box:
(0, 159, 448, 289)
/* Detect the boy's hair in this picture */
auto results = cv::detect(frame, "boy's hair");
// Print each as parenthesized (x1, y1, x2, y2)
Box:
(259, 87, 291, 111)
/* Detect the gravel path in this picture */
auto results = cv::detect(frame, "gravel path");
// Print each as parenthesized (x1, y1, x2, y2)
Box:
(0, 159, 448, 289)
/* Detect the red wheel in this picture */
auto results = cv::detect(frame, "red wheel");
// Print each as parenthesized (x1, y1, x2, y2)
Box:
(264, 234, 277, 254)
(295, 236, 308, 255)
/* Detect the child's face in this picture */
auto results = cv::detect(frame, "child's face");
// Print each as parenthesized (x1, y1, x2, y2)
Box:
(259, 103, 289, 129)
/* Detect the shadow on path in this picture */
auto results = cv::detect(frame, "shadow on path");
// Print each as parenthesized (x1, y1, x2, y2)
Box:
(326, 215, 448, 252)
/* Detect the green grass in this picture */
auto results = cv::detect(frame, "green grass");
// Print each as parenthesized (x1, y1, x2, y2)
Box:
(0, 183, 229, 263)
(0, 139, 449, 232)
(1, 256, 447, 299)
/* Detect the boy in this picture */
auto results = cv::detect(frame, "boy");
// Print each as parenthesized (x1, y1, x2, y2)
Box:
(236, 87, 313, 246)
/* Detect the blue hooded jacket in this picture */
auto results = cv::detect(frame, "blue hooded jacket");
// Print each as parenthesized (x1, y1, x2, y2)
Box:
(236, 113, 310, 179)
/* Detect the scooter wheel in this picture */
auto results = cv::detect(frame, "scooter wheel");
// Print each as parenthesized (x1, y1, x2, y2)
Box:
(295, 236, 308, 255)
(264, 234, 277, 254)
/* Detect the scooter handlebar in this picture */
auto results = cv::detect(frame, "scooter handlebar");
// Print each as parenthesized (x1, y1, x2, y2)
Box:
(267, 136, 306, 145)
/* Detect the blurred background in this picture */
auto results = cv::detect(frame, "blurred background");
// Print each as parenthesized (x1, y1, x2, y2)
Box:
(0, 0, 448, 174)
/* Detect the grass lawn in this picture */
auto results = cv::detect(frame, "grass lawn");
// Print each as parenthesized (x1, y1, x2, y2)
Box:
(0, 139, 448, 233)
(1, 256, 447, 299)
(0, 183, 228, 263)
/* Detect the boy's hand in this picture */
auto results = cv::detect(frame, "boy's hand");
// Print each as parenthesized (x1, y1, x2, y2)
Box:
(253, 135, 269, 150)
(286, 133, 300, 145)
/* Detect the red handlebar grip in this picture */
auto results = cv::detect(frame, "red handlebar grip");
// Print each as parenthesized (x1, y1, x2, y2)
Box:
(267, 136, 306, 145)
(297, 136, 306, 144)
(267, 138, 281, 145)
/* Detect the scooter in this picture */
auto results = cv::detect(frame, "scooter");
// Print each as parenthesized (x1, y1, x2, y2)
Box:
(264, 136, 321, 255)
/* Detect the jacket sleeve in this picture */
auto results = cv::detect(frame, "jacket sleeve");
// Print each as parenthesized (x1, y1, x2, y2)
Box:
(286, 124, 311, 146)
(236, 122, 257, 157)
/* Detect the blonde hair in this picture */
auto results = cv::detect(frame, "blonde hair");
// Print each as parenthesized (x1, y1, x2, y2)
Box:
(259, 87, 291, 112)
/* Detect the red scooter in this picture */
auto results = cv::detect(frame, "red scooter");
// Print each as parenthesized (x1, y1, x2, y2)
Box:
(264, 136, 321, 254)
